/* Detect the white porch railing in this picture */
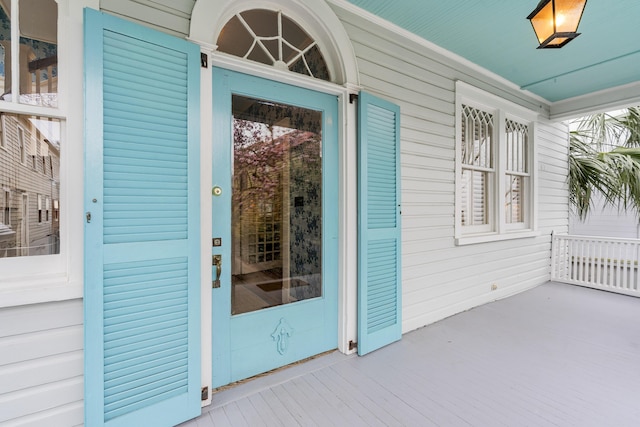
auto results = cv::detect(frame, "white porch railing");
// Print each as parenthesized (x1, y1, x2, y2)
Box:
(552, 234, 640, 297)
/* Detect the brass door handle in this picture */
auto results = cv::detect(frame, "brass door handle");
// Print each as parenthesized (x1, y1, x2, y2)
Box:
(212, 255, 222, 288)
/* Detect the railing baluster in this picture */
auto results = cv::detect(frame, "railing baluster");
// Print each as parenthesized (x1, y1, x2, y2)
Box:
(551, 234, 557, 280)
(35, 69, 41, 95)
(579, 239, 586, 283)
(615, 242, 622, 290)
(588, 239, 593, 283)
(596, 239, 603, 285)
(623, 243, 630, 290)
(633, 243, 636, 290)
(635, 242, 640, 291)
(47, 65, 54, 94)
(556, 237, 569, 280)
(568, 238, 575, 282)
(563, 237, 568, 280)
(606, 240, 612, 288)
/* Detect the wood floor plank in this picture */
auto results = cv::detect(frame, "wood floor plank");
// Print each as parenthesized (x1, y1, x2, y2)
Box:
(220, 402, 249, 427)
(208, 407, 232, 427)
(301, 373, 372, 426)
(272, 383, 319, 426)
(194, 413, 215, 427)
(258, 387, 302, 426)
(309, 369, 388, 426)
(245, 393, 280, 427)
(187, 283, 640, 427)
(279, 376, 339, 425)
(329, 361, 435, 425)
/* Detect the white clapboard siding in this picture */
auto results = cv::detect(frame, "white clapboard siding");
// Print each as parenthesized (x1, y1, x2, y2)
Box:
(332, 4, 569, 333)
(0, 300, 84, 426)
(570, 193, 640, 238)
(100, 0, 195, 37)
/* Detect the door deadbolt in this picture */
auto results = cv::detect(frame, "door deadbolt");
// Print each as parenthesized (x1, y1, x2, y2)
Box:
(212, 186, 222, 196)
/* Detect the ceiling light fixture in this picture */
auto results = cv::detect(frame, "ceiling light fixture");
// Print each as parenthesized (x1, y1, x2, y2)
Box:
(527, 0, 587, 49)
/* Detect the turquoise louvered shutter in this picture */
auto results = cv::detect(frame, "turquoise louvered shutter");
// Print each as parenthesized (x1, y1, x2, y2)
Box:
(84, 8, 201, 426)
(357, 92, 402, 356)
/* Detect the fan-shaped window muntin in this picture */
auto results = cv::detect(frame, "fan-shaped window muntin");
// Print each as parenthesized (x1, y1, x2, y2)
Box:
(218, 9, 330, 81)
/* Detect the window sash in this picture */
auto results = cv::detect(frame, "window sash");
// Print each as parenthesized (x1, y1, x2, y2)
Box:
(461, 104, 494, 169)
(505, 174, 526, 225)
(2, 190, 9, 225)
(0, 114, 5, 149)
(460, 168, 495, 233)
(506, 119, 529, 174)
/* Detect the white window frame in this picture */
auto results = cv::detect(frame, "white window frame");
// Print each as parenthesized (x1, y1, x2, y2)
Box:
(2, 189, 9, 225)
(18, 125, 25, 164)
(37, 193, 43, 223)
(0, 0, 91, 308)
(455, 81, 539, 246)
(0, 114, 6, 150)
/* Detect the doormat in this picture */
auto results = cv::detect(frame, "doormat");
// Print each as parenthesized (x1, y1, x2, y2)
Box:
(257, 278, 308, 292)
(257, 281, 282, 292)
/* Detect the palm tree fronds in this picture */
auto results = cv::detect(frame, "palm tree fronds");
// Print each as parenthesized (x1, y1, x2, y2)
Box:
(568, 108, 640, 220)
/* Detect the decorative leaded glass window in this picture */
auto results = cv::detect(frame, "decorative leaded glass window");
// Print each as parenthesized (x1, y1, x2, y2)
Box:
(505, 119, 529, 224)
(217, 9, 330, 81)
(455, 81, 536, 244)
(460, 104, 494, 228)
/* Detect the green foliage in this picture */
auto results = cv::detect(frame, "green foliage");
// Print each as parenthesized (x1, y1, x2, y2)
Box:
(569, 107, 640, 220)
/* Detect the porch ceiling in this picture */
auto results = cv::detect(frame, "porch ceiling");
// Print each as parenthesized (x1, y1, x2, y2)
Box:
(344, 0, 640, 105)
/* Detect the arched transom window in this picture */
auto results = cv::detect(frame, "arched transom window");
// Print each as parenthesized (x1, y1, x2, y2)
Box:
(217, 9, 331, 81)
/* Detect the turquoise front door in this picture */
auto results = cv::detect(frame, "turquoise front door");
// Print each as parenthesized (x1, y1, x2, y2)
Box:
(211, 68, 339, 387)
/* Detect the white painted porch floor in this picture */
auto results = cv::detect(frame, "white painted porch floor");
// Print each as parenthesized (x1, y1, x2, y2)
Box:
(179, 282, 640, 426)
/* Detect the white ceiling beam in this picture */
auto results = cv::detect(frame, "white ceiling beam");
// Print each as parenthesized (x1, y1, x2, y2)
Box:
(550, 81, 640, 121)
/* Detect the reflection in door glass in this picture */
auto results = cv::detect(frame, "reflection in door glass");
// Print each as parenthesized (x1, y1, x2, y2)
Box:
(232, 95, 322, 315)
(0, 113, 60, 257)
(19, 0, 59, 107)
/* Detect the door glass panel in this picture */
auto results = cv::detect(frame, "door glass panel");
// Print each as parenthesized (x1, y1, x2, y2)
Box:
(231, 95, 322, 315)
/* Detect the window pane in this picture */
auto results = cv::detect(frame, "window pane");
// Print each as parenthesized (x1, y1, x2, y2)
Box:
(505, 175, 524, 224)
(0, 113, 60, 257)
(0, 6, 10, 98)
(282, 15, 313, 51)
(19, 0, 58, 108)
(217, 15, 254, 58)
(506, 119, 528, 173)
(461, 169, 488, 226)
(2, 190, 9, 225)
(304, 45, 330, 81)
(461, 105, 493, 168)
(241, 9, 278, 38)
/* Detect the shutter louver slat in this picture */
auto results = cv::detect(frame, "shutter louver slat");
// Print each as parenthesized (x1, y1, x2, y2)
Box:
(367, 119, 397, 228)
(367, 240, 398, 332)
(102, 259, 189, 421)
(102, 30, 189, 245)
